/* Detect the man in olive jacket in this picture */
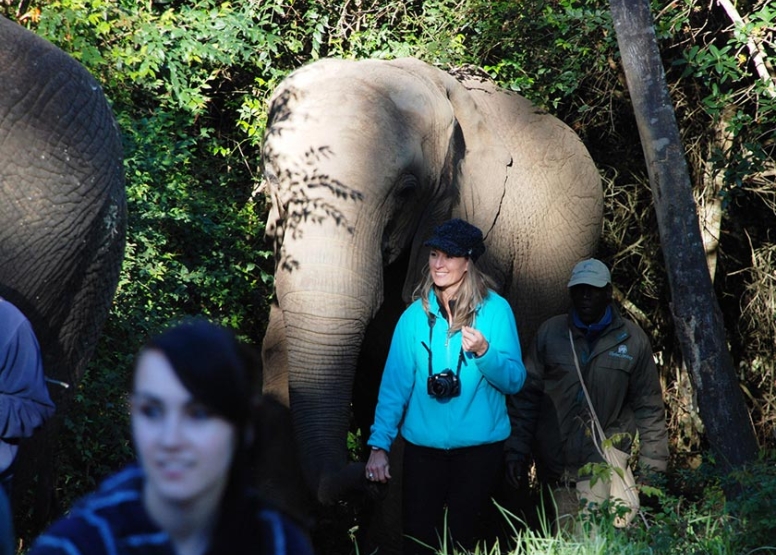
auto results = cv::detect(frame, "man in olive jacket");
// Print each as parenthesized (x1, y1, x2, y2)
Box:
(505, 259, 668, 526)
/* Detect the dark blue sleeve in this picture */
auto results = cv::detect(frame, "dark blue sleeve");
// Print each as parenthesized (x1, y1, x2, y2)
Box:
(0, 488, 12, 555)
(26, 515, 108, 555)
(281, 519, 315, 555)
(258, 509, 315, 555)
(0, 316, 56, 439)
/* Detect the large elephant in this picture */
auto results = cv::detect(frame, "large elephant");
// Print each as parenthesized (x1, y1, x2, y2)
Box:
(0, 17, 126, 525)
(261, 56, 602, 544)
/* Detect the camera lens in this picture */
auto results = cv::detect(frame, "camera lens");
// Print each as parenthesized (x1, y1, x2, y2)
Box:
(432, 377, 450, 397)
(427, 370, 459, 399)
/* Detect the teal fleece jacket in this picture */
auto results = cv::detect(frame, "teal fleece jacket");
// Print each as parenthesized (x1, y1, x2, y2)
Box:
(368, 290, 526, 451)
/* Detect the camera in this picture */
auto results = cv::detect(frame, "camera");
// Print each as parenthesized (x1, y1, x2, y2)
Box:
(427, 370, 461, 399)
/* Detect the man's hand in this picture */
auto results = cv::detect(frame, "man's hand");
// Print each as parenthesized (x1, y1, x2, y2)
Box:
(505, 458, 526, 490)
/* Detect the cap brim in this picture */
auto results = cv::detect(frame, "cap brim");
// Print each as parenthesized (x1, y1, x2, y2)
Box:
(567, 277, 610, 288)
(424, 238, 465, 257)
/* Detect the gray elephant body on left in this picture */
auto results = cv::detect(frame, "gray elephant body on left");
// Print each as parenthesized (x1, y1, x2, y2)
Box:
(0, 16, 126, 524)
(261, 57, 602, 548)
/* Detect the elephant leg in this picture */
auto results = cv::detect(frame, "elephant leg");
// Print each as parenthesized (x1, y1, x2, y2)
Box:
(253, 395, 315, 527)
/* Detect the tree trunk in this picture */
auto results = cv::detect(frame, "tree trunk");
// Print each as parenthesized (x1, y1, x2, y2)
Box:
(609, 0, 759, 476)
(698, 105, 736, 282)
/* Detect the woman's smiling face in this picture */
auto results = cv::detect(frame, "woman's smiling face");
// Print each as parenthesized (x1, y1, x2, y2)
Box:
(131, 349, 236, 508)
(428, 249, 468, 296)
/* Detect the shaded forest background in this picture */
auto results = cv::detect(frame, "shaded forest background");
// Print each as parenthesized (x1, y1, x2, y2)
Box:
(2, 0, 775, 551)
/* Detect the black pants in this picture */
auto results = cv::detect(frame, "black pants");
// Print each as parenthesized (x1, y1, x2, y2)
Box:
(402, 440, 504, 555)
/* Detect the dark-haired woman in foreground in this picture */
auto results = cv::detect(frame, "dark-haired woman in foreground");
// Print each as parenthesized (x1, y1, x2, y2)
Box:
(29, 319, 314, 555)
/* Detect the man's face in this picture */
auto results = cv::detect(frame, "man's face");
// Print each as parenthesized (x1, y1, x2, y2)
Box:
(569, 284, 612, 325)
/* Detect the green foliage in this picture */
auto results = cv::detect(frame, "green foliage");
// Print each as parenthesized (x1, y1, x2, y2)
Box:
(273, 0, 481, 64)
(666, 0, 776, 193)
(724, 450, 776, 549)
(399, 451, 776, 553)
(2, 0, 774, 549)
(30, 0, 282, 338)
(493, 451, 776, 554)
(655, 0, 776, 450)
(347, 429, 363, 462)
(54, 366, 133, 505)
(623, 454, 776, 554)
(343, 450, 776, 554)
(658, 0, 776, 200)
(453, 0, 621, 128)
(11, 0, 281, 522)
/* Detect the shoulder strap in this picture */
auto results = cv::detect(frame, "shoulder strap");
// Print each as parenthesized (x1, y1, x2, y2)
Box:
(568, 328, 607, 443)
(421, 311, 465, 378)
(421, 314, 436, 377)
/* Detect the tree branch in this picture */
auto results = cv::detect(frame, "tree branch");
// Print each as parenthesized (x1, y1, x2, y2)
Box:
(716, 0, 776, 98)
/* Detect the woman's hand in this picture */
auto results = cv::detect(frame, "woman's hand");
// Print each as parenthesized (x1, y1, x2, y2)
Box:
(462, 326, 489, 357)
(365, 448, 391, 483)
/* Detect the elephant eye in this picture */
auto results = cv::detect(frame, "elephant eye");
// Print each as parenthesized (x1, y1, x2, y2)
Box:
(395, 174, 418, 198)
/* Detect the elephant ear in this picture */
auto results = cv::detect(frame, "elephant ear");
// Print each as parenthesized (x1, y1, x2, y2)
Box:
(443, 72, 512, 237)
(400, 63, 513, 302)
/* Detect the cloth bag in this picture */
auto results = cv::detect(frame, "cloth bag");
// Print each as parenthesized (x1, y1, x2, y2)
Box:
(600, 443, 640, 527)
(569, 329, 640, 528)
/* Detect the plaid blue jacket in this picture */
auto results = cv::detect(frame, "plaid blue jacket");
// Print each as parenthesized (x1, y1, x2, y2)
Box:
(28, 465, 314, 555)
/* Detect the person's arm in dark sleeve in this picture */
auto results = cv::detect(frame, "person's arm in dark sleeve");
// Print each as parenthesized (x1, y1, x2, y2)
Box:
(0, 319, 55, 439)
(504, 336, 545, 488)
(627, 328, 668, 473)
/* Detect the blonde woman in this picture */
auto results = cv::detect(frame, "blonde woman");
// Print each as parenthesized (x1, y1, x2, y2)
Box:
(365, 219, 526, 555)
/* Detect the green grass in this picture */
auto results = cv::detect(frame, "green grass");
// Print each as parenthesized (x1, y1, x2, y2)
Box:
(346, 451, 776, 555)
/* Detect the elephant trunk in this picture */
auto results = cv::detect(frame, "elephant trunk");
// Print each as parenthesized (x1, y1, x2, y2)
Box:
(272, 230, 383, 503)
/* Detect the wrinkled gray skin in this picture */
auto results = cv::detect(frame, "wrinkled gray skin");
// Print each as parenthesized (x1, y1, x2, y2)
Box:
(0, 17, 126, 524)
(261, 57, 602, 548)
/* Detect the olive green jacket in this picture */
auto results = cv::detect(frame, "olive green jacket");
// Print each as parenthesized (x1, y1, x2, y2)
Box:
(506, 307, 669, 483)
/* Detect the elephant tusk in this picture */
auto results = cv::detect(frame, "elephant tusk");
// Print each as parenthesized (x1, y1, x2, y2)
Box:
(45, 377, 70, 389)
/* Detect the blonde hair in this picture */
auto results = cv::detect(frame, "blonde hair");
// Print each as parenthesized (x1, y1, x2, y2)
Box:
(413, 259, 497, 335)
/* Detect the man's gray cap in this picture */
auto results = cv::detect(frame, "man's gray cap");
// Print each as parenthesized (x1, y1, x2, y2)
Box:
(567, 258, 611, 288)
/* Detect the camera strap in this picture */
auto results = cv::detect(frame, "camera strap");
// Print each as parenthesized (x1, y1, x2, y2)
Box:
(420, 312, 465, 378)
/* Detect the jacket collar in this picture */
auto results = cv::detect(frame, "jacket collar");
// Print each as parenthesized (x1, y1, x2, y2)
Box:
(569, 306, 630, 359)
(571, 304, 613, 341)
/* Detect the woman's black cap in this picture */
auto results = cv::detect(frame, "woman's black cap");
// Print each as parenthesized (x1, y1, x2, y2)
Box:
(424, 218, 486, 261)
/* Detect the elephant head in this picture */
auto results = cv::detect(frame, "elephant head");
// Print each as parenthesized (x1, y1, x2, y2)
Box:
(260, 57, 602, 506)
(0, 17, 126, 523)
